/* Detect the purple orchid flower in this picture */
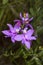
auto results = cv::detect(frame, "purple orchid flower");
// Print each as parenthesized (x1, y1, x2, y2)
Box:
(2, 22, 21, 43)
(14, 13, 33, 23)
(20, 12, 33, 29)
(14, 13, 33, 29)
(20, 12, 33, 23)
(14, 28, 36, 49)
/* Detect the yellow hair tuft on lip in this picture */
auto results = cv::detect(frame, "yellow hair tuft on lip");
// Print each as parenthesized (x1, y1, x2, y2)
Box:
(24, 13, 26, 18)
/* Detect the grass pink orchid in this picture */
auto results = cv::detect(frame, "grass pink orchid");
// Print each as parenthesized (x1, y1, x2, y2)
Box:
(14, 13, 33, 29)
(14, 28, 36, 49)
(2, 13, 36, 49)
(2, 23, 21, 43)
(20, 12, 33, 23)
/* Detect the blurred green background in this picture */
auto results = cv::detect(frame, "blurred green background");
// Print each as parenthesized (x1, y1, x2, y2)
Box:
(0, 0, 43, 65)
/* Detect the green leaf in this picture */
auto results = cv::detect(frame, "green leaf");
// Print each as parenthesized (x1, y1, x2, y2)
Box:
(0, 9, 5, 20)
(36, 26, 43, 33)
(30, 8, 35, 16)
(34, 57, 42, 65)
(3, 0, 8, 4)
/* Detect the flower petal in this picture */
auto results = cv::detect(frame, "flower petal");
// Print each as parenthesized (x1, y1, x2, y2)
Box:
(21, 36, 25, 44)
(26, 24, 33, 29)
(7, 24, 14, 32)
(26, 13, 29, 18)
(25, 18, 29, 21)
(29, 17, 33, 22)
(14, 22, 21, 28)
(14, 22, 21, 33)
(11, 36, 15, 43)
(2, 30, 11, 36)
(22, 27, 28, 33)
(14, 34, 23, 41)
(30, 36, 36, 40)
(14, 20, 21, 22)
(24, 40, 31, 49)
(20, 12, 22, 18)
(26, 29, 34, 36)
(25, 29, 36, 40)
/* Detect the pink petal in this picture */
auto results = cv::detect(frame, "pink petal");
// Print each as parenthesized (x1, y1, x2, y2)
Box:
(14, 22, 21, 28)
(11, 36, 15, 43)
(25, 34, 31, 40)
(20, 12, 22, 18)
(14, 23, 21, 33)
(24, 40, 31, 49)
(25, 29, 36, 40)
(29, 17, 33, 22)
(25, 34, 36, 40)
(14, 20, 21, 22)
(26, 29, 34, 36)
(7, 24, 14, 32)
(26, 24, 33, 29)
(14, 34, 23, 41)
(30, 36, 36, 40)
(26, 13, 29, 18)
(21, 37, 25, 44)
(25, 18, 29, 21)
(2, 30, 11, 36)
